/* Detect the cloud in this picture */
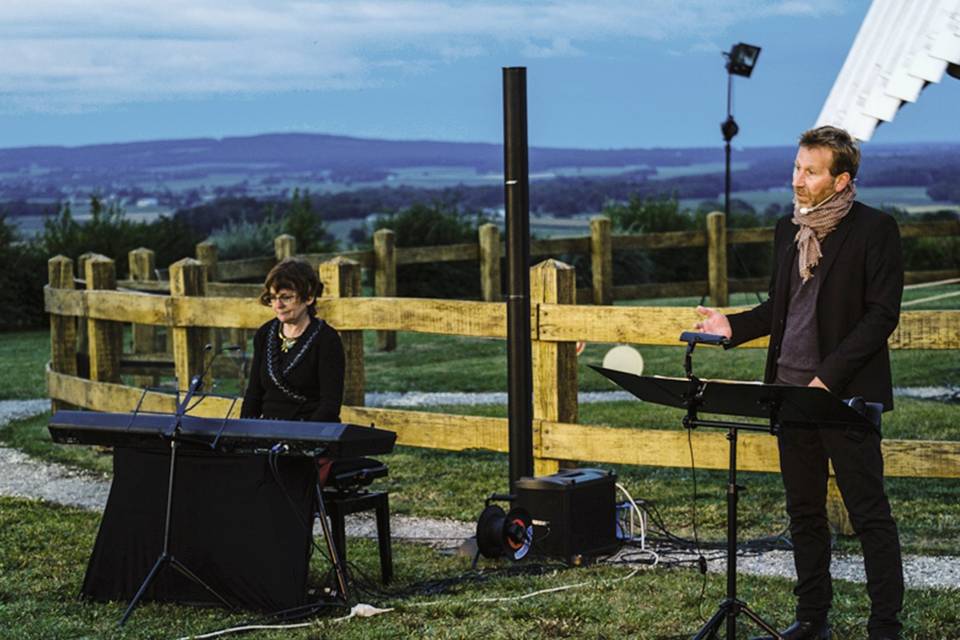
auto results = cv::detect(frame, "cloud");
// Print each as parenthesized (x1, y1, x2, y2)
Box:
(522, 38, 583, 59)
(0, 0, 849, 113)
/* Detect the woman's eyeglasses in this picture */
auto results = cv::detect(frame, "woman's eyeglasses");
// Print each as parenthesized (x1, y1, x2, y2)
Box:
(262, 294, 297, 306)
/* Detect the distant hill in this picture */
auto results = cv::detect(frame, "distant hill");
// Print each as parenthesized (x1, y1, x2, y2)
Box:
(1, 132, 958, 214)
(0, 132, 721, 176)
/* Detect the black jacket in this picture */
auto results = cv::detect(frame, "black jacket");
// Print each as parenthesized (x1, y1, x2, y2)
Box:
(240, 317, 345, 422)
(727, 202, 903, 410)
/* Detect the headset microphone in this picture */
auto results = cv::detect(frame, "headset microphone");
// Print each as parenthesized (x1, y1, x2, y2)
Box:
(798, 191, 838, 215)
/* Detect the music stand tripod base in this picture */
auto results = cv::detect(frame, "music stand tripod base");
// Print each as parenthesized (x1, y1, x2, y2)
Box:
(589, 366, 875, 640)
(119, 374, 236, 627)
(119, 439, 235, 626)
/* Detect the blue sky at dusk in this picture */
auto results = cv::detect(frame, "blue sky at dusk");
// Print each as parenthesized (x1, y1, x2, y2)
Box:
(1, 0, 957, 150)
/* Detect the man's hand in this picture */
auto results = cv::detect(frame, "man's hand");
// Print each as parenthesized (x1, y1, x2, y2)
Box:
(694, 305, 732, 339)
(808, 376, 830, 390)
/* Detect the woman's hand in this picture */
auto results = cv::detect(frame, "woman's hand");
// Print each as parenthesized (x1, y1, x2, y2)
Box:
(694, 305, 732, 339)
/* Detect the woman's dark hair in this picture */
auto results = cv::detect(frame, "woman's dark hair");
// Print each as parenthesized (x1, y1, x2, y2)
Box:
(799, 125, 861, 179)
(259, 258, 323, 315)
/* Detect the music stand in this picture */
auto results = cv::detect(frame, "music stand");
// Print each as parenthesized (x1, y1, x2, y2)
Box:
(118, 372, 234, 626)
(590, 365, 875, 640)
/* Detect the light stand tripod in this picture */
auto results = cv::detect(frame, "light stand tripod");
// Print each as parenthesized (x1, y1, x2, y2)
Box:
(119, 359, 234, 626)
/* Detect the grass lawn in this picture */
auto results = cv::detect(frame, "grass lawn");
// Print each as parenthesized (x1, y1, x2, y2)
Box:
(0, 329, 49, 400)
(1, 496, 958, 640)
(1, 291, 957, 638)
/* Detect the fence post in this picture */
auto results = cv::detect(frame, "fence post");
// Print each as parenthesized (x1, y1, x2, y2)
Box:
(48, 256, 78, 412)
(275, 234, 297, 261)
(531, 259, 578, 477)
(195, 241, 219, 282)
(707, 211, 729, 307)
(128, 248, 159, 387)
(195, 240, 223, 352)
(479, 223, 502, 302)
(590, 216, 613, 305)
(84, 255, 122, 383)
(374, 229, 397, 352)
(76, 251, 97, 361)
(169, 258, 208, 393)
(320, 257, 364, 406)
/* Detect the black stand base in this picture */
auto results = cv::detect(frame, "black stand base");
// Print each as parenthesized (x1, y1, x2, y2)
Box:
(119, 553, 234, 626)
(118, 438, 235, 626)
(315, 485, 351, 602)
(692, 597, 781, 639)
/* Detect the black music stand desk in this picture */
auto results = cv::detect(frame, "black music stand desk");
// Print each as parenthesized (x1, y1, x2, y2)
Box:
(591, 366, 875, 640)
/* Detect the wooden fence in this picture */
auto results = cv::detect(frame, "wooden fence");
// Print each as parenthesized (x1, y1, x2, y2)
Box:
(118, 216, 960, 307)
(46, 253, 960, 533)
(112, 214, 958, 356)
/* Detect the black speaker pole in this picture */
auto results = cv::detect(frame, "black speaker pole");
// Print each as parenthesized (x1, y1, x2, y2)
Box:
(503, 66, 533, 491)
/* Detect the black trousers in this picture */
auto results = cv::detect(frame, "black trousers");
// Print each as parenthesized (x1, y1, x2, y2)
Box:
(777, 424, 904, 639)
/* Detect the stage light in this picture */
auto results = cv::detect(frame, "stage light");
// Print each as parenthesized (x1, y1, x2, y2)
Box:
(726, 43, 761, 78)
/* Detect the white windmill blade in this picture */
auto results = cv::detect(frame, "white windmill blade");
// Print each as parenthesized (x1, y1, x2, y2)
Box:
(862, 0, 930, 120)
(884, 0, 960, 104)
(929, 0, 960, 62)
(816, 0, 960, 142)
(901, 0, 960, 83)
(816, 0, 897, 139)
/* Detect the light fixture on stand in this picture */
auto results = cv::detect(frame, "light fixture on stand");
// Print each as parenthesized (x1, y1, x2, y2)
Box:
(721, 43, 761, 221)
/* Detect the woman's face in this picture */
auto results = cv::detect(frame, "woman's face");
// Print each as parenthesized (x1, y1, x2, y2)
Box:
(269, 288, 313, 324)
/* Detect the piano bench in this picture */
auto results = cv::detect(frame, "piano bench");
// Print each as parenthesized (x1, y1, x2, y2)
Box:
(323, 489, 392, 585)
(326, 457, 388, 493)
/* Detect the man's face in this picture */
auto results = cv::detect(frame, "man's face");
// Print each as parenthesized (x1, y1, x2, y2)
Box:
(792, 145, 850, 209)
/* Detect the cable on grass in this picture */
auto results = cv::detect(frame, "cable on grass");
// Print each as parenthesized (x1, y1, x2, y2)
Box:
(404, 567, 640, 609)
(174, 603, 393, 640)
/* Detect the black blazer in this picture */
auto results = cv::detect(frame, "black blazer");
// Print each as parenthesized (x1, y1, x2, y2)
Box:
(727, 202, 903, 410)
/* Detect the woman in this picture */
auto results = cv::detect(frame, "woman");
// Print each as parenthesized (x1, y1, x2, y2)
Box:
(241, 258, 345, 422)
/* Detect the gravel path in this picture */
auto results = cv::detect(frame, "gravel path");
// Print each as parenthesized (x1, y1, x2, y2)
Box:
(2, 399, 957, 590)
(366, 386, 959, 407)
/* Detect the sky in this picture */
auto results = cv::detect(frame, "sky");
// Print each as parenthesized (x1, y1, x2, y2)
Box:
(1, 0, 958, 150)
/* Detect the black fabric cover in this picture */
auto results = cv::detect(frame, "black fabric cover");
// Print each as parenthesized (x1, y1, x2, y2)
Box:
(80, 447, 316, 612)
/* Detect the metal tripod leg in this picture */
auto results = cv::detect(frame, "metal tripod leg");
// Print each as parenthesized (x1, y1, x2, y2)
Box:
(689, 426, 783, 640)
(692, 599, 782, 639)
(119, 440, 234, 626)
(315, 484, 350, 601)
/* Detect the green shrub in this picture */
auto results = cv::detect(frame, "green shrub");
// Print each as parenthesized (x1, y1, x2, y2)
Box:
(0, 215, 47, 330)
(600, 195, 703, 288)
(206, 215, 287, 260)
(373, 202, 489, 298)
(40, 196, 200, 278)
(596, 195, 773, 293)
(284, 188, 337, 253)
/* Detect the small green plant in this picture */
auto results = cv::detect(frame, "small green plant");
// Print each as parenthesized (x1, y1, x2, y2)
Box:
(284, 188, 337, 253)
(206, 214, 287, 260)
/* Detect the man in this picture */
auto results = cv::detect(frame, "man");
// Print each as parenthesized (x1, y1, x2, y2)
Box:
(695, 125, 904, 640)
